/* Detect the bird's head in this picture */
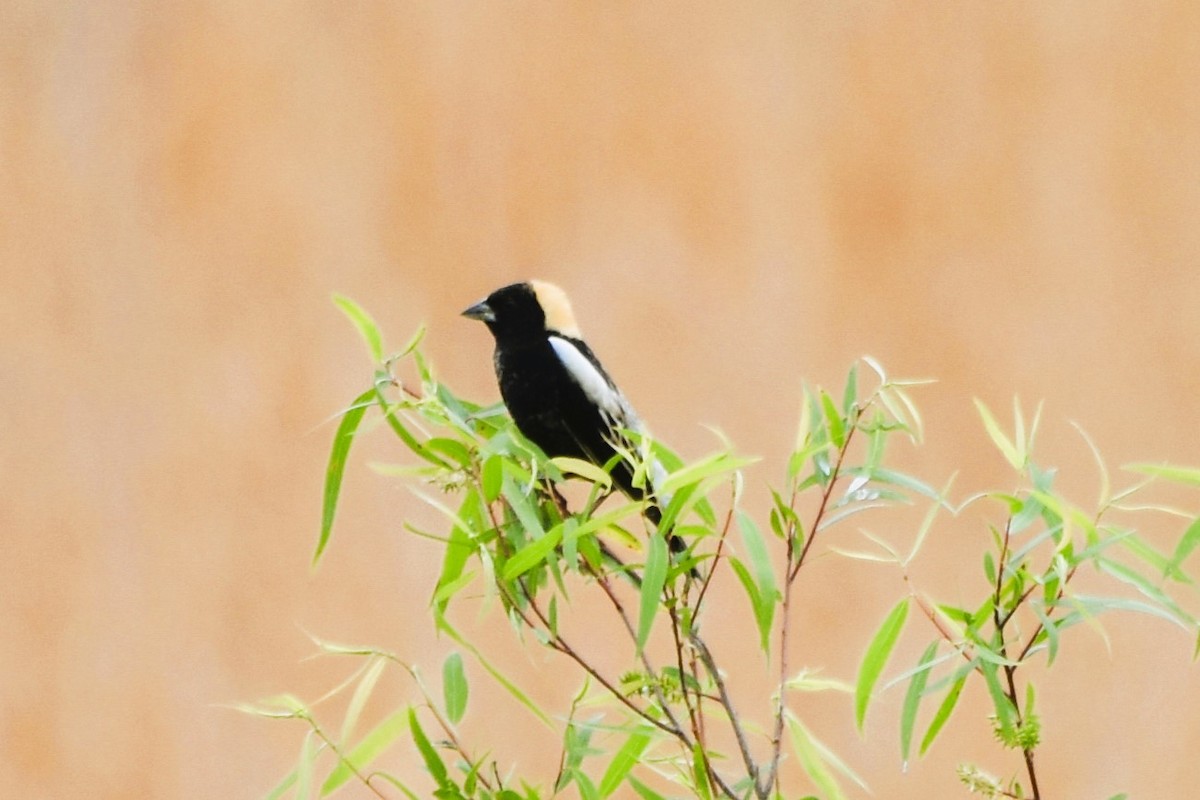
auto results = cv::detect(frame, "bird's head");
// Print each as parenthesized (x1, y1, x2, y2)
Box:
(462, 280, 582, 343)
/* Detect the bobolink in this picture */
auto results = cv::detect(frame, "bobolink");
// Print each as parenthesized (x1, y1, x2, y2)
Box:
(463, 280, 682, 553)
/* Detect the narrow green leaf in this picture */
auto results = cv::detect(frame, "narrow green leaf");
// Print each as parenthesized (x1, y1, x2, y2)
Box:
(787, 713, 847, 800)
(1126, 463, 1200, 486)
(433, 499, 475, 616)
(442, 652, 469, 725)
(1031, 602, 1061, 665)
(501, 472, 545, 539)
(315, 390, 374, 565)
(296, 730, 315, 800)
(900, 641, 939, 763)
(821, 390, 846, 449)
(920, 673, 966, 755)
(658, 452, 759, 496)
(341, 656, 387, 745)
(794, 387, 814, 453)
(738, 510, 777, 595)
(437, 618, 553, 727)
(1169, 517, 1200, 575)
(786, 668, 854, 694)
(481, 455, 503, 502)
(842, 361, 859, 415)
(597, 729, 652, 798)
(320, 710, 409, 795)
(1096, 558, 1198, 628)
(574, 771, 600, 800)
(502, 523, 564, 581)
(426, 437, 472, 467)
(637, 532, 669, 654)
(974, 398, 1023, 470)
(728, 556, 772, 653)
(551, 456, 614, 491)
(408, 707, 449, 787)
(855, 598, 910, 730)
(333, 294, 384, 363)
(626, 775, 667, 800)
(737, 510, 779, 651)
(690, 742, 713, 800)
(980, 662, 1016, 732)
(262, 767, 297, 800)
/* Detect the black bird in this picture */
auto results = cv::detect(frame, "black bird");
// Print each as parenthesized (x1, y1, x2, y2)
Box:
(462, 280, 682, 552)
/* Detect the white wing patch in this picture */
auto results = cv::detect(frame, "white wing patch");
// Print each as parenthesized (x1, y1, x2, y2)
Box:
(548, 336, 639, 430)
(548, 335, 671, 507)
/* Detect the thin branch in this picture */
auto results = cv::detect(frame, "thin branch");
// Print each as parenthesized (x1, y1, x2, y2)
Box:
(306, 718, 390, 799)
(762, 413, 858, 798)
(690, 632, 760, 795)
(991, 516, 1040, 800)
(694, 504, 735, 615)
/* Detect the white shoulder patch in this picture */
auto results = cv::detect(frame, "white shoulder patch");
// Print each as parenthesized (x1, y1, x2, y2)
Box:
(549, 335, 670, 505)
(548, 336, 638, 429)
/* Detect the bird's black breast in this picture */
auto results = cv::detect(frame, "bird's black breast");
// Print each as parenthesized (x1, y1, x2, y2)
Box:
(494, 340, 605, 459)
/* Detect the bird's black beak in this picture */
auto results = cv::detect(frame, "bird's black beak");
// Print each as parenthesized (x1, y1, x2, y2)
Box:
(461, 300, 495, 323)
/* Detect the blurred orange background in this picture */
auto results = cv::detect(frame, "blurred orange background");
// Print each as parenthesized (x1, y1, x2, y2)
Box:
(4, 3, 1200, 798)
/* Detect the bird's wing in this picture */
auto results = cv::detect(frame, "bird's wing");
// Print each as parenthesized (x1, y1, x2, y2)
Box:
(548, 335, 669, 501)
(547, 335, 642, 435)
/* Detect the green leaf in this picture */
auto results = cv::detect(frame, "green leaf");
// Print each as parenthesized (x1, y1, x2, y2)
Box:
(321, 710, 409, 795)
(821, 390, 846, 449)
(1168, 517, 1200, 576)
(900, 642, 938, 764)
(481, 455, 503, 503)
(597, 729, 652, 798)
(333, 294, 384, 363)
(658, 452, 759, 496)
(397, 324, 426, 357)
(426, 437, 472, 468)
(980, 662, 1016, 733)
(737, 510, 779, 652)
(786, 668, 854, 694)
(787, 713, 847, 800)
(502, 523, 564, 581)
(974, 398, 1023, 470)
(501, 472, 545, 540)
(408, 707, 449, 788)
(855, 598, 909, 730)
(262, 767, 297, 800)
(574, 771, 600, 800)
(1096, 557, 1198, 628)
(442, 652, 469, 725)
(433, 497, 476, 616)
(728, 556, 772, 653)
(637, 532, 669, 654)
(842, 361, 859, 415)
(920, 673, 966, 755)
(551, 456, 614, 491)
(1125, 463, 1200, 486)
(437, 618, 552, 727)
(315, 390, 374, 565)
(341, 656, 387, 745)
(296, 731, 315, 800)
(626, 775, 667, 800)
(690, 742, 713, 800)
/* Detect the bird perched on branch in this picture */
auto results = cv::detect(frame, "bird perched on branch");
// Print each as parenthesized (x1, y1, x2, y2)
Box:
(462, 280, 683, 554)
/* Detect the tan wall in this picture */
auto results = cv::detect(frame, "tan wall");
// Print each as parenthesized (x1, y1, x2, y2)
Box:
(4, 3, 1199, 797)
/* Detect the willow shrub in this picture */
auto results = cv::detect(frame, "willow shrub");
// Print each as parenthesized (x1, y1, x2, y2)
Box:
(242, 297, 1200, 800)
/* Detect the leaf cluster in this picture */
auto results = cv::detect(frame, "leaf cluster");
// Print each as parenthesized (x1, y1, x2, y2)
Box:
(244, 298, 1200, 800)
